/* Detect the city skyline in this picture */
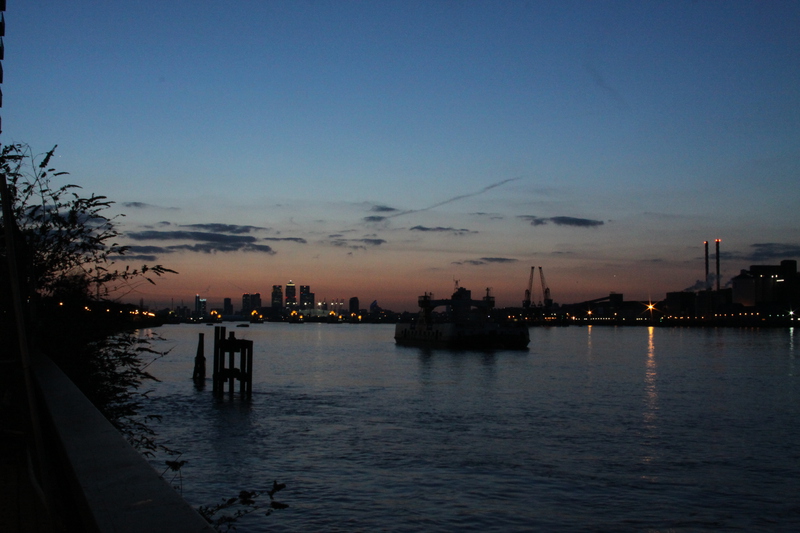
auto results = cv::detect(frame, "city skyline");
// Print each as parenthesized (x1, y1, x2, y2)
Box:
(150, 245, 779, 316)
(5, 1, 799, 312)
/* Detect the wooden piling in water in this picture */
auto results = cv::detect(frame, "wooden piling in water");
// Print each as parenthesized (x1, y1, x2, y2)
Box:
(211, 326, 253, 399)
(192, 333, 206, 382)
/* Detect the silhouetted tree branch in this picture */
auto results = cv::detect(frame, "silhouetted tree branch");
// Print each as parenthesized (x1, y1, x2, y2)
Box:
(1, 143, 177, 453)
(0, 143, 175, 304)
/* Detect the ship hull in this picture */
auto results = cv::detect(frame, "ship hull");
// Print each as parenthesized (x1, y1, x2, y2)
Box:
(394, 322, 530, 350)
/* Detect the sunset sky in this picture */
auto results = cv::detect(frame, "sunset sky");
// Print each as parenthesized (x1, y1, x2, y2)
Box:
(5, 1, 799, 311)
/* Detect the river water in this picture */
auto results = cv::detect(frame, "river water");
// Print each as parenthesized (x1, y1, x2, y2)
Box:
(141, 323, 800, 532)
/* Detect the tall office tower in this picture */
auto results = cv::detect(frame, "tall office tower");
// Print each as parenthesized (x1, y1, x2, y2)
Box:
(242, 293, 252, 315)
(271, 285, 283, 309)
(286, 281, 297, 308)
(223, 298, 233, 315)
(300, 285, 314, 309)
(252, 292, 262, 310)
(349, 297, 359, 316)
(196, 297, 207, 317)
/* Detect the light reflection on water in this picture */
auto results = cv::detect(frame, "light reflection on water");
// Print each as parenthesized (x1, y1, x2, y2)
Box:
(641, 327, 659, 466)
(142, 324, 800, 532)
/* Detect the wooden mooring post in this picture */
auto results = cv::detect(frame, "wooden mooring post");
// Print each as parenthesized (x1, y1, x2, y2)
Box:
(212, 326, 253, 399)
(192, 332, 206, 384)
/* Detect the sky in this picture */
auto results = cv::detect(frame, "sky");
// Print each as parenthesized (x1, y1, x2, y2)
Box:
(4, 1, 799, 312)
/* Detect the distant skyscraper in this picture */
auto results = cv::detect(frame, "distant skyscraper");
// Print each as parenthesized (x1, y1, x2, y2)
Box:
(369, 300, 381, 314)
(300, 285, 314, 309)
(286, 281, 297, 308)
(252, 292, 262, 311)
(223, 298, 233, 315)
(195, 295, 207, 317)
(349, 297, 359, 316)
(242, 293, 252, 315)
(271, 285, 283, 309)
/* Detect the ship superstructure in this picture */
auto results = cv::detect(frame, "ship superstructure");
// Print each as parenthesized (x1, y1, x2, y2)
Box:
(394, 286, 530, 349)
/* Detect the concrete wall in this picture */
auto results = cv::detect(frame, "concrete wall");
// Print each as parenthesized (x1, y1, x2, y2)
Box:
(32, 353, 214, 532)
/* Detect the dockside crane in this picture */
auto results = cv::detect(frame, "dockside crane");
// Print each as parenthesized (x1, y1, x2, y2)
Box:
(522, 266, 535, 308)
(539, 266, 553, 309)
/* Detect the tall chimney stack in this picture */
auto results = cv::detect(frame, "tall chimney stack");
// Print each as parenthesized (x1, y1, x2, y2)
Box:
(715, 239, 721, 292)
(704, 241, 709, 290)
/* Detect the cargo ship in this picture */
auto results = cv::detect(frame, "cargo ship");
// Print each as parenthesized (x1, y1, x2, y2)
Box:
(394, 286, 530, 350)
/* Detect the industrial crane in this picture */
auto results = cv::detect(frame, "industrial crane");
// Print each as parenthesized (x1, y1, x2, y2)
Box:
(539, 267, 553, 309)
(522, 266, 535, 308)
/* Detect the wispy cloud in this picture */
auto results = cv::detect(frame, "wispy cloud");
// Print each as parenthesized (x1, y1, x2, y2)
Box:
(113, 245, 164, 262)
(470, 212, 504, 220)
(326, 236, 387, 250)
(121, 229, 280, 256)
(519, 215, 604, 228)
(125, 245, 168, 254)
(371, 205, 398, 213)
(583, 60, 629, 110)
(113, 240, 276, 258)
(121, 202, 179, 211)
(410, 225, 478, 235)
(180, 223, 268, 234)
(745, 243, 800, 262)
(263, 237, 308, 244)
(359, 238, 386, 246)
(115, 254, 159, 261)
(126, 230, 260, 244)
(717, 242, 800, 263)
(167, 243, 275, 254)
(452, 257, 519, 266)
(388, 177, 523, 218)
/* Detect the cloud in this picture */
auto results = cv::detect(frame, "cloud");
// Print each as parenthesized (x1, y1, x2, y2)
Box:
(262, 237, 307, 244)
(121, 202, 179, 211)
(409, 225, 478, 235)
(180, 223, 267, 234)
(583, 60, 629, 110)
(683, 279, 711, 292)
(122, 230, 278, 255)
(706, 243, 800, 264)
(125, 245, 169, 254)
(388, 177, 523, 219)
(519, 215, 604, 228)
(326, 237, 387, 250)
(470, 212, 504, 220)
(110, 245, 163, 261)
(745, 243, 800, 262)
(371, 205, 398, 213)
(357, 238, 386, 247)
(362, 216, 387, 223)
(452, 257, 519, 266)
(113, 254, 159, 262)
(126, 230, 259, 244)
(167, 243, 275, 254)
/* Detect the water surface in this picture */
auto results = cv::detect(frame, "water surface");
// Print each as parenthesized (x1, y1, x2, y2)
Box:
(142, 324, 800, 532)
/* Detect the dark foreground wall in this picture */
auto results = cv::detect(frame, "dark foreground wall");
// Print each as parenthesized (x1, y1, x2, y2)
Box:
(32, 353, 213, 532)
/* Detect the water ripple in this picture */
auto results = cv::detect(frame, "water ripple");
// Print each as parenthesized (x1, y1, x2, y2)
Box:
(143, 324, 800, 532)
